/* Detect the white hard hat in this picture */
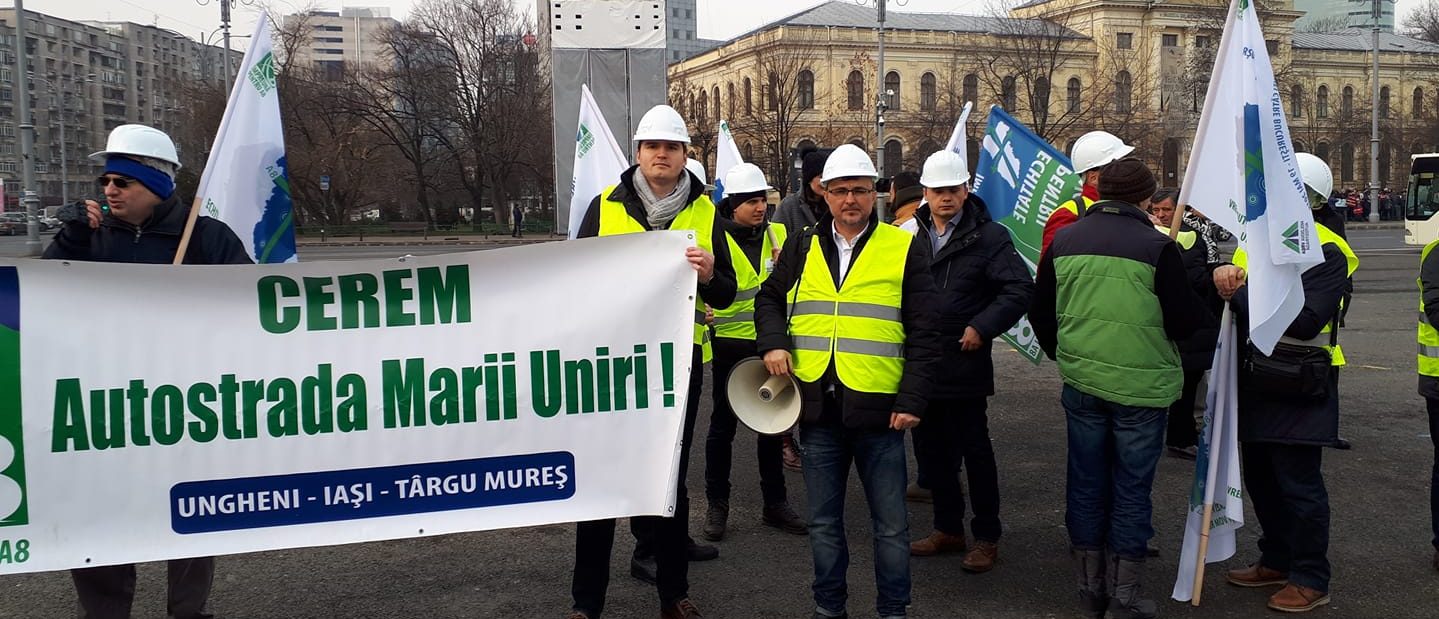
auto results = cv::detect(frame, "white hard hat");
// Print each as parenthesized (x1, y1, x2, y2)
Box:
(1070, 131, 1134, 173)
(820, 144, 878, 184)
(723, 163, 772, 195)
(685, 158, 707, 185)
(1295, 152, 1334, 198)
(633, 105, 691, 144)
(89, 124, 182, 170)
(920, 150, 971, 188)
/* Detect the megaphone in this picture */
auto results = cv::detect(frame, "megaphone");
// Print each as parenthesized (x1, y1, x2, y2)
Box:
(726, 357, 801, 435)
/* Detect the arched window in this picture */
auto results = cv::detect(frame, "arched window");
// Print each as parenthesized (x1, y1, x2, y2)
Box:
(743, 142, 754, 161)
(768, 72, 780, 112)
(728, 82, 736, 118)
(1340, 143, 1354, 182)
(1316, 142, 1330, 164)
(885, 71, 901, 111)
(919, 139, 941, 158)
(798, 70, 815, 110)
(1415, 87, 1425, 119)
(920, 72, 936, 112)
(1293, 139, 1306, 153)
(697, 89, 708, 123)
(1289, 83, 1303, 118)
(1317, 85, 1329, 118)
(883, 138, 903, 177)
(1115, 71, 1133, 113)
(796, 139, 817, 153)
(1067, 77, 1081, 113)
(1380, 85, 1391, 118)
(712, 85, 721, 121)
(1342, 86, 1353, 116)
(744, 77, 753, 115)
(1379, 142, 1392, 185)
(849, 138, 866, 151)
(963, 73, 979, 105)
(847, 71, 865, 111)
(1001, 75, 1017, 110)
(1033, 76, 1051, 120)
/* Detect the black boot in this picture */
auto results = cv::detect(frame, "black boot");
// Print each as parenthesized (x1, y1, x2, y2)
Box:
(1071, 547, 1108, 619)
(703, 500, 728, 541)
(1106, 554, 1157, 619)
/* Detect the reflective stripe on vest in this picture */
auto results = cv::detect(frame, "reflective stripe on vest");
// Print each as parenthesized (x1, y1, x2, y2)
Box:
(1233, 223, 1358, 366)
(1418, 239, 1439, 377)
(1057, 195, 1095, 218)
(788, 224, 910, 394)
(714, 222, 787, 340)
(1153, 225, 1198, 251)
(597, 184, 719, 362)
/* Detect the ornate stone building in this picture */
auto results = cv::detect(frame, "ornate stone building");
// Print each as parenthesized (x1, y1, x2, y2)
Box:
(669, 0, 1439, 193)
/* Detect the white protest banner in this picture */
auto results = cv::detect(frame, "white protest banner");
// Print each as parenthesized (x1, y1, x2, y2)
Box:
(0, 232, 695, 574)
(1172, 304, 1245, 603)
(1179, 0, 1323, 354)
(194, 14, 297, 264)
(568, 84, 630, 239)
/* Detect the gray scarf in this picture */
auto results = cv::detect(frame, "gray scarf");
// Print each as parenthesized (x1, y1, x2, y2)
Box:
(634, 168, 692, 229)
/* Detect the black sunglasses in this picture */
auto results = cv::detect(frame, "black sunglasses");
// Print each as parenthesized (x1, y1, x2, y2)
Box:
(96, 175, 137, 189)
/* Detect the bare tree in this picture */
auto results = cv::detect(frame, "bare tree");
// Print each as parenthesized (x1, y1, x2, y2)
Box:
(742, 41, 822, 193)
(1404, 0, 1439, 43)
(966, 6, 1096, 146)
(1298, 14, 1357, 33)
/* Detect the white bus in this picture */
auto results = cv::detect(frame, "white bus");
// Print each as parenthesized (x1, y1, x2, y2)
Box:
(1405, 153, 1439, 246)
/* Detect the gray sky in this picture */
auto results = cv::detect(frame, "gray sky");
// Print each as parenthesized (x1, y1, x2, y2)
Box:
(15, 0, 1426, 50)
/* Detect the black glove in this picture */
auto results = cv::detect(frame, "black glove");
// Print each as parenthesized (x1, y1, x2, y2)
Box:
(56, 201, 89, 225)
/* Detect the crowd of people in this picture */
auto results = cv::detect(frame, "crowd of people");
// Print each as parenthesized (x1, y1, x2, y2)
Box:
(1329, 187, 1408, 222)
(40, 111, 1434, 619)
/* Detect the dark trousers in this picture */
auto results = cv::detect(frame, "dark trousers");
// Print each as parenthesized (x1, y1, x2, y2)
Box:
(913, 397, 1001, 541)
(1165, 369, 1204, 448)
(1428, 397, 1439, 549)
(571, 347, 702, 616)
(1241, 441, 1331, 593)
(70, 557, 215, 619)
(706, 337, 787, 506)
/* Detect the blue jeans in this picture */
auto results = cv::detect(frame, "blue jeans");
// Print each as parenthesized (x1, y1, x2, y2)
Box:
(1061, 384, 1165, 560)
(800, 422, 911, 618)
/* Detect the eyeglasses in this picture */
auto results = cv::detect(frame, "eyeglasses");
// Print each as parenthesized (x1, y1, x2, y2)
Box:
(96, 176, 136, 189)
(826, 187, 874, 198)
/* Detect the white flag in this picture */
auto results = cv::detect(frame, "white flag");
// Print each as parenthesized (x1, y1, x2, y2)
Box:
(1178, 0, 1324, 354)
(712, 120, 745, 203)
(1172, 304, 1245, 602)
(194, 14, 296, 263)
(944, 101, 974, 156)
(567, 84, 629, 239)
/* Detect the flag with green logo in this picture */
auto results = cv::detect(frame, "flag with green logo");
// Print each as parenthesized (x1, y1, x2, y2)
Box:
(567, 84, 629, 239)
(1178, 0, 1324, 354)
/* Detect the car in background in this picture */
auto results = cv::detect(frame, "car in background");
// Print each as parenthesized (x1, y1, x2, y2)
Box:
(0, 212, 27, 235)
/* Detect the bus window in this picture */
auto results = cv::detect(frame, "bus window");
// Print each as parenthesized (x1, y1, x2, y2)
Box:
(1412, 172, 1436, 220)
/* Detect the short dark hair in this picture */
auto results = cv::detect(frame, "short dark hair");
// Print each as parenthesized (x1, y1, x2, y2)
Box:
(890, 171, 921, 193)
(1151, 187, 1180, 205)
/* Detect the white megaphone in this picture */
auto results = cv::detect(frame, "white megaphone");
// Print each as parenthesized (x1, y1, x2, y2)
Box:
(726, 357, 801, 435)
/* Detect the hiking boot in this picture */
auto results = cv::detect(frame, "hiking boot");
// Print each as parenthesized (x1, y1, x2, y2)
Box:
(781, 434, 802, 470)
(761, 502, 808, 535)
(1267, 584, 1330, 613)
(1106, 555, 1157, 619)
(1226, 563, 1288, 588)
(910, 530, 966, 556)
(630, 555, 657, 585)
(1070, 548, 1107, 619)
(904, 482, 933, 503)
(660, 598, 703, 618)
(702, 500, 728, 541)
(686, 539, 719, 561)
(961, 541, 998, 573)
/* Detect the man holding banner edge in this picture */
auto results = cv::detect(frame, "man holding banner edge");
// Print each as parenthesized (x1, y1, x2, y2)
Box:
(569, 104, 736, 619)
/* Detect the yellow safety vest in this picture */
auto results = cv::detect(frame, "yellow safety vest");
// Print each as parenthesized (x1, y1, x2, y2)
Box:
(597, 184, 718, 362)
(788, 224, 910, 394)
(1417, 239, 1439, 378)
(1055, 195, 1095, 218)
(1153, 225, 1198, 251)
(713, 222, 787, 341)
(1233, 223, 1358, 366)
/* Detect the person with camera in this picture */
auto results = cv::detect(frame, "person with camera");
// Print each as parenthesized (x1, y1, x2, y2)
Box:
(44, 125, 249, 619)
(1213, 153, 1357, 613)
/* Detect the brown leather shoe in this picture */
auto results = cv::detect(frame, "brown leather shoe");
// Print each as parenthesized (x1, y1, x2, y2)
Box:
(1225, 563, 1288, 588)
(781, 434, 802, 470)
(566, 612, 591, 619)
(660, 598, 702, 619)
(961, 540, 998, 573)
(910, 530, 967, 556)
(1267, 583, 1330, 612)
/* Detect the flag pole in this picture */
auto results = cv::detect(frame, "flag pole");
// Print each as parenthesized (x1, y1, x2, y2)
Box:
(1190, 303, 1233, 605)
(172, 196, 203, 264)
(1168, 204, 1185, 241)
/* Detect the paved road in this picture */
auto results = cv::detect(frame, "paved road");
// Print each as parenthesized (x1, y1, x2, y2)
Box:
(3, 226, 1438, 618)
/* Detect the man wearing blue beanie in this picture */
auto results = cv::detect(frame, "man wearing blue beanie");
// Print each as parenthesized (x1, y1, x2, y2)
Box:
(43, 124, 249, 266)
(42, 124, 248, 619)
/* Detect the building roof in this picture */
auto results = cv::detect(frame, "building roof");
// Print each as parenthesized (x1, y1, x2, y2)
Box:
(724, 0, 1082, 44)
(1290, 29, 1439, 53)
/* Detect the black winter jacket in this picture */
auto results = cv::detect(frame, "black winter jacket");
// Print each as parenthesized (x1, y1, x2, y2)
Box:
(754, 213, 941, 429)
(576, 165, 738, 312)
(43, 195, 251, 265)
(1174, 222, 1222, 370)
(910, 198, 1034, 397)
(1235, 241, 1351, 446)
